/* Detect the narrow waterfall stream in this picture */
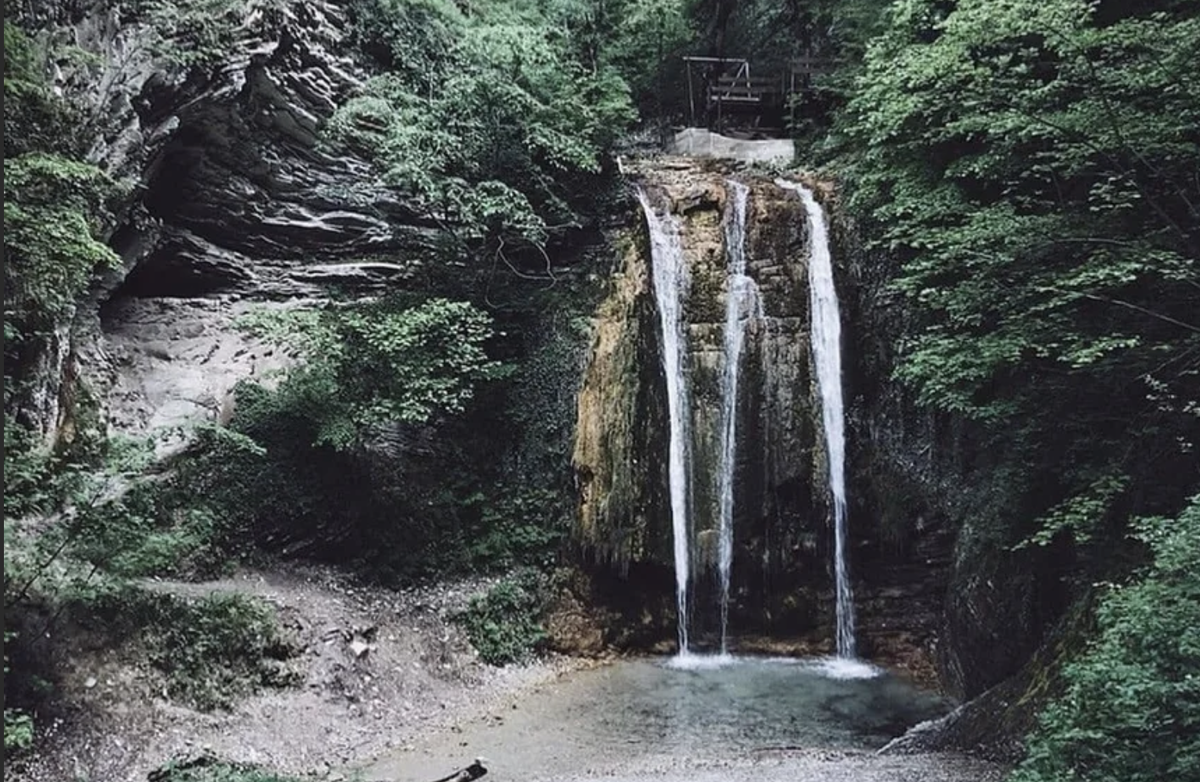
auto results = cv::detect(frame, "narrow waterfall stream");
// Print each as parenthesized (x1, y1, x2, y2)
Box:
(636, 188, 694, 655)
(716, 180, 761, 654)
(778, 180, 857, 659)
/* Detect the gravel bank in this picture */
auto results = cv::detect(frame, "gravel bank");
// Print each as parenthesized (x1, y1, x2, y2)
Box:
(4, 564, 586, 782)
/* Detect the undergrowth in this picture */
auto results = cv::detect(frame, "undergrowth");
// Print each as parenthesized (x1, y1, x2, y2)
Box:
(77, 587, 301, 710)
(454, 569, 549, 666)
(150, 755, 308, 782)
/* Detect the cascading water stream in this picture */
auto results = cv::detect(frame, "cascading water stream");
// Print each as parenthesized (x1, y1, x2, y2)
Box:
(716, 180, 761, 655)
(636, 187, 694, 655)
(777, 180, 857, 659)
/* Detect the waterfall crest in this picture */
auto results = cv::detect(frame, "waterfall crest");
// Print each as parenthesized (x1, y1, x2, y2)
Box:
(777, 180, 857, 658)
(636, 187, 694, 654)
(716, 180, 761, 654)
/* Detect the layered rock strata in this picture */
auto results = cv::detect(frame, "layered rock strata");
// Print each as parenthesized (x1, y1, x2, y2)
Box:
(26, 0, 434, 447)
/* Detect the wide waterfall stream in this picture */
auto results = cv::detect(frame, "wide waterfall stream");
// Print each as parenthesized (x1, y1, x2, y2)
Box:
(637, 188, 695, 655)
(640, 180, 858, 659)
(778, 180, 857, 659)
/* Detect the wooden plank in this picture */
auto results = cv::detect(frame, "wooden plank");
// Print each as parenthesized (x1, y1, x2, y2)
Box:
(711, 88, 778, 97)
(715, 77, 781, 88)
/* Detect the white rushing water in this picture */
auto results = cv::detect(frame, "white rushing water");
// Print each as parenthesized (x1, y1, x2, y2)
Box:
(716, 180, 761, 654)
(777, 179, 857, 659)
(636, 187, 694, 654)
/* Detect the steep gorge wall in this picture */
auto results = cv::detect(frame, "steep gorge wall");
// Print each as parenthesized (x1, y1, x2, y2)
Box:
(573, 162, 818, 643)
(20, 0, 438, 453)
(838, 209, 1055, 701)
(570, 164, 984, 683)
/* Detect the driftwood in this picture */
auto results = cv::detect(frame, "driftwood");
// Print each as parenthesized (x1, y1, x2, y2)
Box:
(429, 758, 488, 782)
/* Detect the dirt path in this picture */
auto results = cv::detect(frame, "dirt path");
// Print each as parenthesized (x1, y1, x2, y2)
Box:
(5, 564, 583, 782)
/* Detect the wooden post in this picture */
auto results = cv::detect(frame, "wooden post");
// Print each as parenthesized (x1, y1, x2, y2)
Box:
(687, 60, 696, 127)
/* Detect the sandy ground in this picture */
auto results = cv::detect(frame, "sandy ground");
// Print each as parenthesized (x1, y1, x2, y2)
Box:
(4, 564, 585, 782)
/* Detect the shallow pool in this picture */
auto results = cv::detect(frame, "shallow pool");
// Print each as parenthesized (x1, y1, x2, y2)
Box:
(362, 655, 951, 782)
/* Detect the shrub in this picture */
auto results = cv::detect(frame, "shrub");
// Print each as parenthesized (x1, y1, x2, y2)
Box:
(79, 588, 300, 711)
(3, 630, 35, 754)
(455, 571, 549, 666)
(150, 756, 305, 782)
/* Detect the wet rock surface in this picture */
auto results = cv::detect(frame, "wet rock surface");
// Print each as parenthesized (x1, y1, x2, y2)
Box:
(572, 160, 818, 635)
(571, 161, 954, 674)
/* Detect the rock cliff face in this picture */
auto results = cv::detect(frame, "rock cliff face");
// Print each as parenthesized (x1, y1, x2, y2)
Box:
(571, 160, 951, 661)
(573, 161, 817, 642)
(27, 0, 432, 450)
(839, 207, 1049, 699)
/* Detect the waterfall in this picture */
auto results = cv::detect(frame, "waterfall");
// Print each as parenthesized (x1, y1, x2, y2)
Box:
(716, 180, 761, 654)
(777, 180, 857, 659)
(636, 187, 694, 655)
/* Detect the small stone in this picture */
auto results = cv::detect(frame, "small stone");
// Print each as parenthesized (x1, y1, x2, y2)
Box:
(85, 677, 98, 688)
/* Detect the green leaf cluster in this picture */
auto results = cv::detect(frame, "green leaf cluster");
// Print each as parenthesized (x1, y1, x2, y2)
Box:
(238, 297, 504, 450)
(3, 20, 80, 156)
(3, 154, 124, 346)
(128, 0, 290, 68)
(3, 19, 124, 357)
(331, 0, 638, 253)
(837, 0, 1199, 547)
(1012, 496, 1200, 782)
(454, 569, 550, 665)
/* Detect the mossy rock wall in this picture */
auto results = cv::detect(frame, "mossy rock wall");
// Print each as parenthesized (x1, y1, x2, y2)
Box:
(572, 162, 834, 647)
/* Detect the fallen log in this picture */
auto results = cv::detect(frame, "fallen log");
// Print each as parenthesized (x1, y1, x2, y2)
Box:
(429, 758, 488, 782)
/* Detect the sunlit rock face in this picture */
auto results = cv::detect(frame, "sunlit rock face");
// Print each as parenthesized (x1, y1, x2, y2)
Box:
(572, 160, 826, 645)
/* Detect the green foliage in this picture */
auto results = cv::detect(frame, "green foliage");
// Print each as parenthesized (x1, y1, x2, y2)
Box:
(455, 570, 549, 665)
(2, 430, 255, 748)
(466, 488, 565, 570)
(55, 585, 297, 714)
(1016, 473, 1129, 550)
(3, 706, 34, 754)
(79, 587, 300, 711)
(3, 21, 122, 354)
(1011, 496, 1200, 782)
(2, 419, 56, 519)
(148, 592, 299, 709)
(238, 297, 504, 450)
(836, 0, 1200, 553)
(150, 757, 306, 782)
(3, 153, 123, 349)
(3, 20, 80, 156)
(129, 0, 286, 68)
(334, 0, 634, 254)
(3, 631, 35, 754)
